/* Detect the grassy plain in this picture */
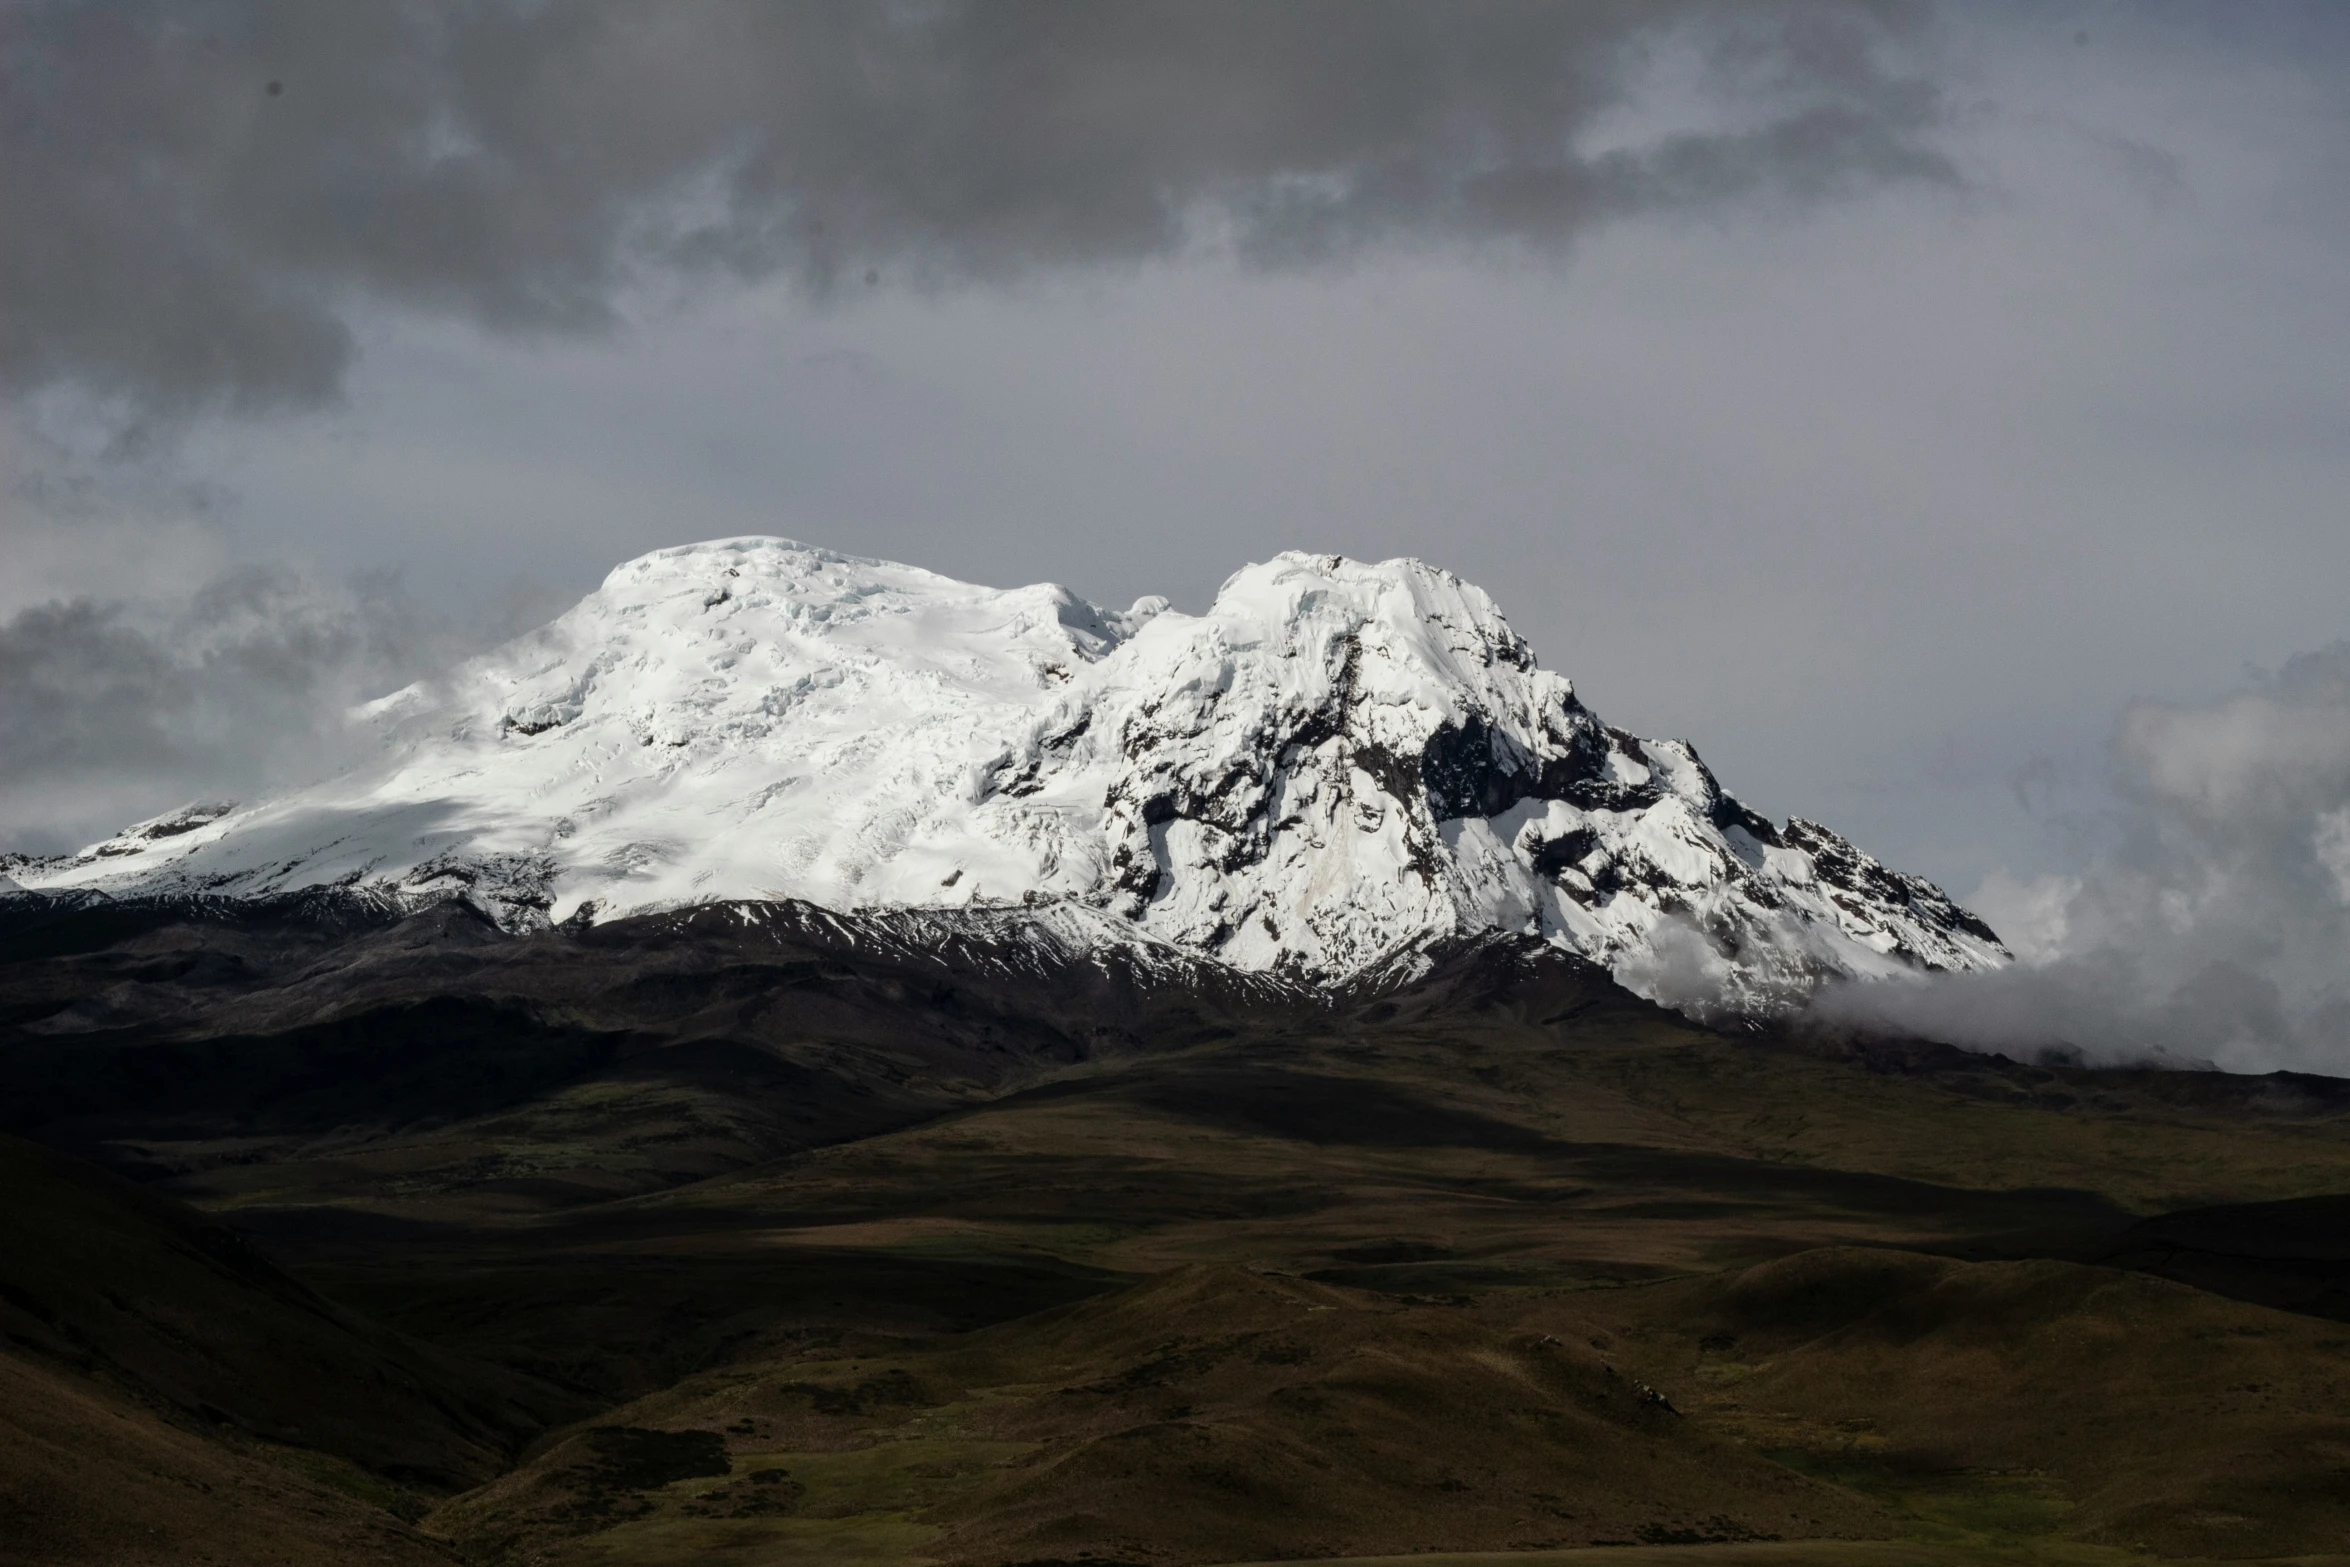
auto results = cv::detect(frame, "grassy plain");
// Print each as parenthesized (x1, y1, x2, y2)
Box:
(337, 1000, 2350, 1563)
(6, 909, 2350, 1563)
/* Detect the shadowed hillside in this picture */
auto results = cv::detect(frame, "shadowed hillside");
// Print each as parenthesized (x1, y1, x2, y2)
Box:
(5, 898, 2350, 1563)
(0, 1133, 579, 1565)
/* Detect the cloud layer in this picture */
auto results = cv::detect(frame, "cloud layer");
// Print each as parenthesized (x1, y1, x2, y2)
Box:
(4, 0, 1951, 413)
(0, 563, 559, 855)
(1813, 645, 2350, 1074)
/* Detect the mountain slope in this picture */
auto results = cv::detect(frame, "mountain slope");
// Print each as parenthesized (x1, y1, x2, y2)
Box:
(6, 539, 2003, 1011)
(0, 1133, 572, 1486)
(0, 1131, 579, 1566)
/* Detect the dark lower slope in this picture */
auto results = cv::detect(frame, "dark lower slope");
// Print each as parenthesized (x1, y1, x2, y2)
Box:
(0, 1132, 586, 1566)
(1592, 1246, 2350, 1560)
(0, 1135, 574, 1489)
(7, 893, 2350, 1562)
(2100, 1193, 2350, 1322)
(420, 1252, 2350, 1566)
(0, 894, 1318, 1203)
(0, 1348, 459, 1567)
(430, 1264, 1892, 1565)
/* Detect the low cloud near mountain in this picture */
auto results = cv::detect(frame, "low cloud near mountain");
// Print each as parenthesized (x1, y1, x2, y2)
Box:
(1812, 644, 2350, 1074)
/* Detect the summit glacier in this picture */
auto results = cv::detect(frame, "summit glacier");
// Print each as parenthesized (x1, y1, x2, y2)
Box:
(7, 538, 2006, 1012)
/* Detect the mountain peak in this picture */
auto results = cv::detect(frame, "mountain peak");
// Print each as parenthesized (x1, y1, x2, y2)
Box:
(6, 536, 2004, 1014)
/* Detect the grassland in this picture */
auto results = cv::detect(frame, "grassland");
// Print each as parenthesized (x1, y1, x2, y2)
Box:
(5, 908, 2350, 1563)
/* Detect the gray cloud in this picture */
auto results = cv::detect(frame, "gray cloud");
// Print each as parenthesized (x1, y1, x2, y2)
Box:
(3, 0, 1952, 414)
(0, 563, 558, 854)
(1811, 644, 2350, 1073)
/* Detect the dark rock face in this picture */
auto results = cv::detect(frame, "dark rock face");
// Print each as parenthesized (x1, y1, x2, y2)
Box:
(1780, 818, 2004, 954)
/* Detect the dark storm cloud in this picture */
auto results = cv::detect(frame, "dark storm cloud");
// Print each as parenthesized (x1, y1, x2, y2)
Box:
(1811, 646, 2350, 1074)
(3, 0, 1953, 413)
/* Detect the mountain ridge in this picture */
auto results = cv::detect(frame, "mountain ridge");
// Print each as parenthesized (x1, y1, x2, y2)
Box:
(5, 538, 2005, 1016)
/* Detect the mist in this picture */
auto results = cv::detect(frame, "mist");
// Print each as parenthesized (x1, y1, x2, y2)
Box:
(1811, 643, 2350, 1075)
(0, 555, 562, 857)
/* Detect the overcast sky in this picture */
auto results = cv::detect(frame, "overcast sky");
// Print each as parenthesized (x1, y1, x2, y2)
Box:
(8, 2, 2350, 1065)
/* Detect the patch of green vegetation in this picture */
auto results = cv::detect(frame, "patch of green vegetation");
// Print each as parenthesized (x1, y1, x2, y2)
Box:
(567, 1508, 945, 1566)
(259, 1441, 430, 1521)
(540, 1429, 1037, 1567)
(1764, 1455, 2075, 1547)
(750, 1431, 1035, 1517)
(1900, 1473, 2078, 1544)
(1210, 1544, 2343, 1567)
(572, 1427, 731, 1490)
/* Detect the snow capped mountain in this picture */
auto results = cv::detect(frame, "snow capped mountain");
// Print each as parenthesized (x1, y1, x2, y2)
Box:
(7, 538, 2006, 1012)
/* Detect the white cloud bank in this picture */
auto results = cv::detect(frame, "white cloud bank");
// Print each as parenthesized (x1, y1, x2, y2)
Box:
(1811, 644, 2350, 1074)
